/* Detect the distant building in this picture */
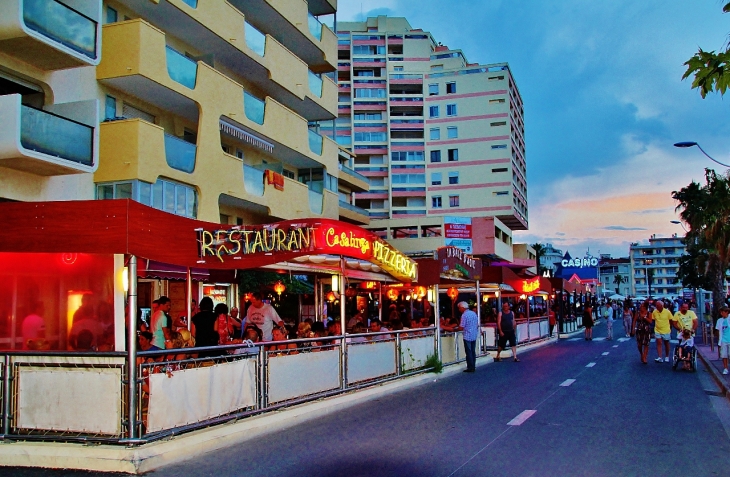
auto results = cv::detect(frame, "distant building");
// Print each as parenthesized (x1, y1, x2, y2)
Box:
(599, 255, 631, 297)
(540, 243, 563, 275)
(629, 235, 685, 299)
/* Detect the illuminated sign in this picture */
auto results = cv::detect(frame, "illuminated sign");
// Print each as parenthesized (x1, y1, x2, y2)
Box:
(522, 277, 540, 293)
(561, 257, 599, 268)
(196, 219, 417, 282)
(437, 246, 482, 280)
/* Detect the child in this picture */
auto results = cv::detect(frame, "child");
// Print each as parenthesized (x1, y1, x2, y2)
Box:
(716, 306, 730, 375)
(677, 329, 694, 370)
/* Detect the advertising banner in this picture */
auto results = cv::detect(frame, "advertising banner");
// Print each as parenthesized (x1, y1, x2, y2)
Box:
(444, 216, 472, 253)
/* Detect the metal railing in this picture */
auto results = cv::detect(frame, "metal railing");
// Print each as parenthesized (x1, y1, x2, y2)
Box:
(307, 12, 322, 41)
(165, 46, 197, 89)
(245, 21, 266, 56)
(338, 200, 369, 216)
(243, 164, 264, 196)
(20, 105, 94, 166)
(244, 91, 265, 125)
(164, 133, 196, 173)
(308, 130, 324, 155)
(308, 70, 323, 97)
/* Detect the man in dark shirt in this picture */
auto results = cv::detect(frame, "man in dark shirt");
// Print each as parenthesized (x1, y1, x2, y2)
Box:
(191, 297, 218, 357)
(496, 302, 519, 362)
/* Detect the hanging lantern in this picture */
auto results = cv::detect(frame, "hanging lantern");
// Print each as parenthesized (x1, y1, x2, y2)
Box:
(387, 288, 399, 301)
(427, 288, 434, 302)
(326, 291, 336, 302)
(243, 292, 253, 302)
(447, 287, 459, 301)
(273, 281, 286, 297)
(331, 274, 340, 293)
(414, 286, 427, 299)
(345, 287, 358, 298)
(482, 294, 489, 303)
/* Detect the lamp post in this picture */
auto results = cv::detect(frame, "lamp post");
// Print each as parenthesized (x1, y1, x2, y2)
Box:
(674, 142, 730, 168)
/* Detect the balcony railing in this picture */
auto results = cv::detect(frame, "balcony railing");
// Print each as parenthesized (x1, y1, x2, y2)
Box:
(244, 92, 265, 125)
(23, 0, 97, 59)
(20, 105, 93, 166)
(339, 164, 369, 184)
(308, 70, 323, 97)
(164, 134, 196, 173)
(243, 164, 264, 196)
(165, 46, 197, 89)
(244, 21, 266, 56)
(181, 0, 198, 7)
(308, 130, 323, 155)
(307, 12, 323, 41)
(309, 189, 323, 214)
(338, 200, 368, 216)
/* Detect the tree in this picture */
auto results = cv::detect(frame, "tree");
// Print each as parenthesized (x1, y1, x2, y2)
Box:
(531, 242, 546, 275)
(683, 2, 730, 97)
(672, 169, 730, 321)
(612, 274, 626, 294)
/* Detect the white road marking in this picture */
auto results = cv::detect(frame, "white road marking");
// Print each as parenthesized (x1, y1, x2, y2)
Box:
(593, 337, 606, 341)
(617, 338, 630, 342)
(507, 410, 537, 426)
(586, 362, 596, 367)
(568, 337, 582, 341)
(602, 352, 609, 356)
(560, 379, 576, 387)
(612, 345, 619, 348)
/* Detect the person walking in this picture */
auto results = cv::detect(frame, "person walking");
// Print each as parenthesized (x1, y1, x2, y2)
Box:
(632, 303, 652, 364)
(652, 300, 673, 363)
(583, 305, 594, 340)
(715, 306, 730, 375)
(604, 303, 614, 340)
(496, 302, 519, 362)
(622, 306, 633, 338)
(456, 301, 478, 372)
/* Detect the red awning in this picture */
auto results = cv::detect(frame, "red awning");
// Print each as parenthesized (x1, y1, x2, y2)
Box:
(139, 260, 209, 282)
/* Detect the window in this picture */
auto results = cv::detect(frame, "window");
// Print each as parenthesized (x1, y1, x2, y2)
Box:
(392, 151, 424, 162)
(430, 150, 441, 162)
(370, 199, 385, 209)
(448, 171, 459, 184)
(122, 102, 155, 123)
(489, 98, 505, 104)
(429, 128, 440, 140)
(282, 169, 295, 179)
(393, 66, 404, 71)
(491, 144, 507, 149)
(446, 82, 456, 94)
(431, 65, 443, 71)
(354, 88, 386, 98)
(431, 172, 442, 185)
(449, 195, 459, 207)
(447, 127, 458, 138)
(391, 174, 425, 184)
(448, 149, 458, 161)
(105, 6, 118, 24)
(354, 132, 387, 142)
(353, 112, 383, 120)
(97, 179, 197, 218)
(489, 75, 505, 81)
(105, 95, 116, 120)
(429, 105, 440, 118)
(492, 167, 508, 173)
(490, 121, 507, 127)
(493, 191, 509, 196)
(446, 104, 457, 116)
(428, 83, 439, 96)
(432, 196, 442, 208)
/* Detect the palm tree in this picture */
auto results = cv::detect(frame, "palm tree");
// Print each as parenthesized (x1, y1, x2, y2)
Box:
(673, 169, 730, 321)
(613, 274, 626, 294)
(531, 242, 546, 275)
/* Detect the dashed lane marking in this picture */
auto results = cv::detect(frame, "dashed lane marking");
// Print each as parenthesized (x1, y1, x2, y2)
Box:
(568, 338, 582, 341)
(612, 345, 619, 348)
(593, 337, 606, 341)
(602, 352, 609, 356)
(560, 379, 576, 387)
(507, 410, 537, 426)
(617, 338, 630, 342)
(586, 362, 596, 367)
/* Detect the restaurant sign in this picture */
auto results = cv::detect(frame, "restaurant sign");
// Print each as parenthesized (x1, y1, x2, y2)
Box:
(437, 246, 481, 280)
(196, 219, 417, 282)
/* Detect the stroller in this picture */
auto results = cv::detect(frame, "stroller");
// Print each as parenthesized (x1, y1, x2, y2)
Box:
(672, 330, 697, 372)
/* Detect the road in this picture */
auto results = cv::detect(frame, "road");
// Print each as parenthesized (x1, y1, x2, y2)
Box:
(9, 322, 730, 476)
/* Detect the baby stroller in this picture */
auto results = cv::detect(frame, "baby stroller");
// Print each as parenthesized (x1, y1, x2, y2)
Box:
(672, 339, 697, 372)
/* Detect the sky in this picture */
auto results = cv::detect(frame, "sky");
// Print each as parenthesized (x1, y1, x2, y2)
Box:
(333, 0, 730, 259)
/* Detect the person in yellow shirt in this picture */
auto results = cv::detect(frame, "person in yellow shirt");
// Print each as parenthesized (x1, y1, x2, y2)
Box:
(672, 302, 698, 336)
(652, 300, 673, 363)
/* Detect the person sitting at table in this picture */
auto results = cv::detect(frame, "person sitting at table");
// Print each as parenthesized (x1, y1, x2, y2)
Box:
(440, 316, 458, 332)
(266, 327, 297, 355)
(232, 326, 262, 355)
(347, 311, 365, 332)
(350, 322, 368, 343)
(328, 321, 343, 337)
(214, 303, 234, 344)
(369, 319, 390, 341)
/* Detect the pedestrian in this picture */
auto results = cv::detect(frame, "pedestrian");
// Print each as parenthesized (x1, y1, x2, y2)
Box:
(583, 305, 594, 340)
(495, 302, 519, 362)
(715, 306, 730, 375)
(652, 300, 673, 363)
(456, 301, 478, 372)
(622, 306, 633, 338)
(632, 303, 652, 364)
(605, 304, 614, 340)
(548, 306, 556, 337)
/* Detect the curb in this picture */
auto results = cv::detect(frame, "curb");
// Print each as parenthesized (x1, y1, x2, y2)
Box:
(696, 346, 730, 402)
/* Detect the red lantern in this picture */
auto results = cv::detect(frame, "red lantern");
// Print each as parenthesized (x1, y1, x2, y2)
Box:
(414, 286, 427, 299)
(447, 287, 459, 301)
(345, 287, 358, 298)
(273, 281, 286, 296)
(326, 291, 336, 302)
(387, 289, 399, 301)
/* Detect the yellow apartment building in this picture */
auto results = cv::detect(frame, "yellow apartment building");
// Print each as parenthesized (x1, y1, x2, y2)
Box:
(0, 0, 371, 226)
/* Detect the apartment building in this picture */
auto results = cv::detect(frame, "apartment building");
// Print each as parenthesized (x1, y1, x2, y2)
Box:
(540, 243, 564, 275)
(598, 256, 631, 297)
(0, 0, 372, 226)
(630, 235, 686, 299)
(327, 15, 527, 262)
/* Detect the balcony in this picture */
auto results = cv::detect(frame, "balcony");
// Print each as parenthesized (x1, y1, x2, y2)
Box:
(308, 130, 324, 155)
(227, 0, 337, 72)
(117, 0, 335, 121)
(243, 164, 265, 196)
(0, 94, 97, 175)
(164, 134, 197, 173)
(338, 164, 369, 191)
(165, 46, 198, 89)
(245, 92, 266, 125)
(338, 200, 370, 225)
(0, 0, 101, 70)
(309, 71, 323, 97)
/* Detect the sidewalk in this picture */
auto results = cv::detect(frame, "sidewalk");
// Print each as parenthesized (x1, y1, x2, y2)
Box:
(696, 344, 730, 401)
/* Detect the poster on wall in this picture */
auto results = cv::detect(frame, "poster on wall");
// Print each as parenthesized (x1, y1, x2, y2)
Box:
(444, 216, 472, 253)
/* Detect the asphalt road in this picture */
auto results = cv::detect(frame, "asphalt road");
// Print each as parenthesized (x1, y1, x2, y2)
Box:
(8, 322, 730, 476)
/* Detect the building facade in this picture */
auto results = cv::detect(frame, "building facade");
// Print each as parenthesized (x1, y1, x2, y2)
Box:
(328, 16, 528, 263)
(540, 243, 564, 275)
(0, 0, 371, 226)
(598, 255, 631, 298)
(630, 235, 686, 299)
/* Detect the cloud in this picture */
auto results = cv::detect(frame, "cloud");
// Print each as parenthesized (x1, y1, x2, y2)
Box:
(633, 208, 672, 215)
(603, 226, 647, 231)
(555, 232, 566, 236)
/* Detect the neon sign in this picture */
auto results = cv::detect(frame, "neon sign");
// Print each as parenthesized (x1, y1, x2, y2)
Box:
(197, 226, 315, 262)
(522, 277, 540, 293)
(561, 257, 599, 268)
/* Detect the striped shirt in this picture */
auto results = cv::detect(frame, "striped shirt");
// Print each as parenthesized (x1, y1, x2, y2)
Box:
(460, 309, 479, 342)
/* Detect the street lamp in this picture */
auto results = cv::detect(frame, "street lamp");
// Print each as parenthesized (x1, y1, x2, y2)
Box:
(673, 141, 730, 168)
(670, 220, 688, 232)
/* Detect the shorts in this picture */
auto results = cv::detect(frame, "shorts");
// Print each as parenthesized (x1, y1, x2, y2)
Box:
(720, 343, 730, 359)
(655, 333, 671, 341)
(498, 331, 517, 348)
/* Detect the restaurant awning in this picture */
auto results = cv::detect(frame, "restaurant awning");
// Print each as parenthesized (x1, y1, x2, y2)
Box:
(139, 260, 209, 282)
